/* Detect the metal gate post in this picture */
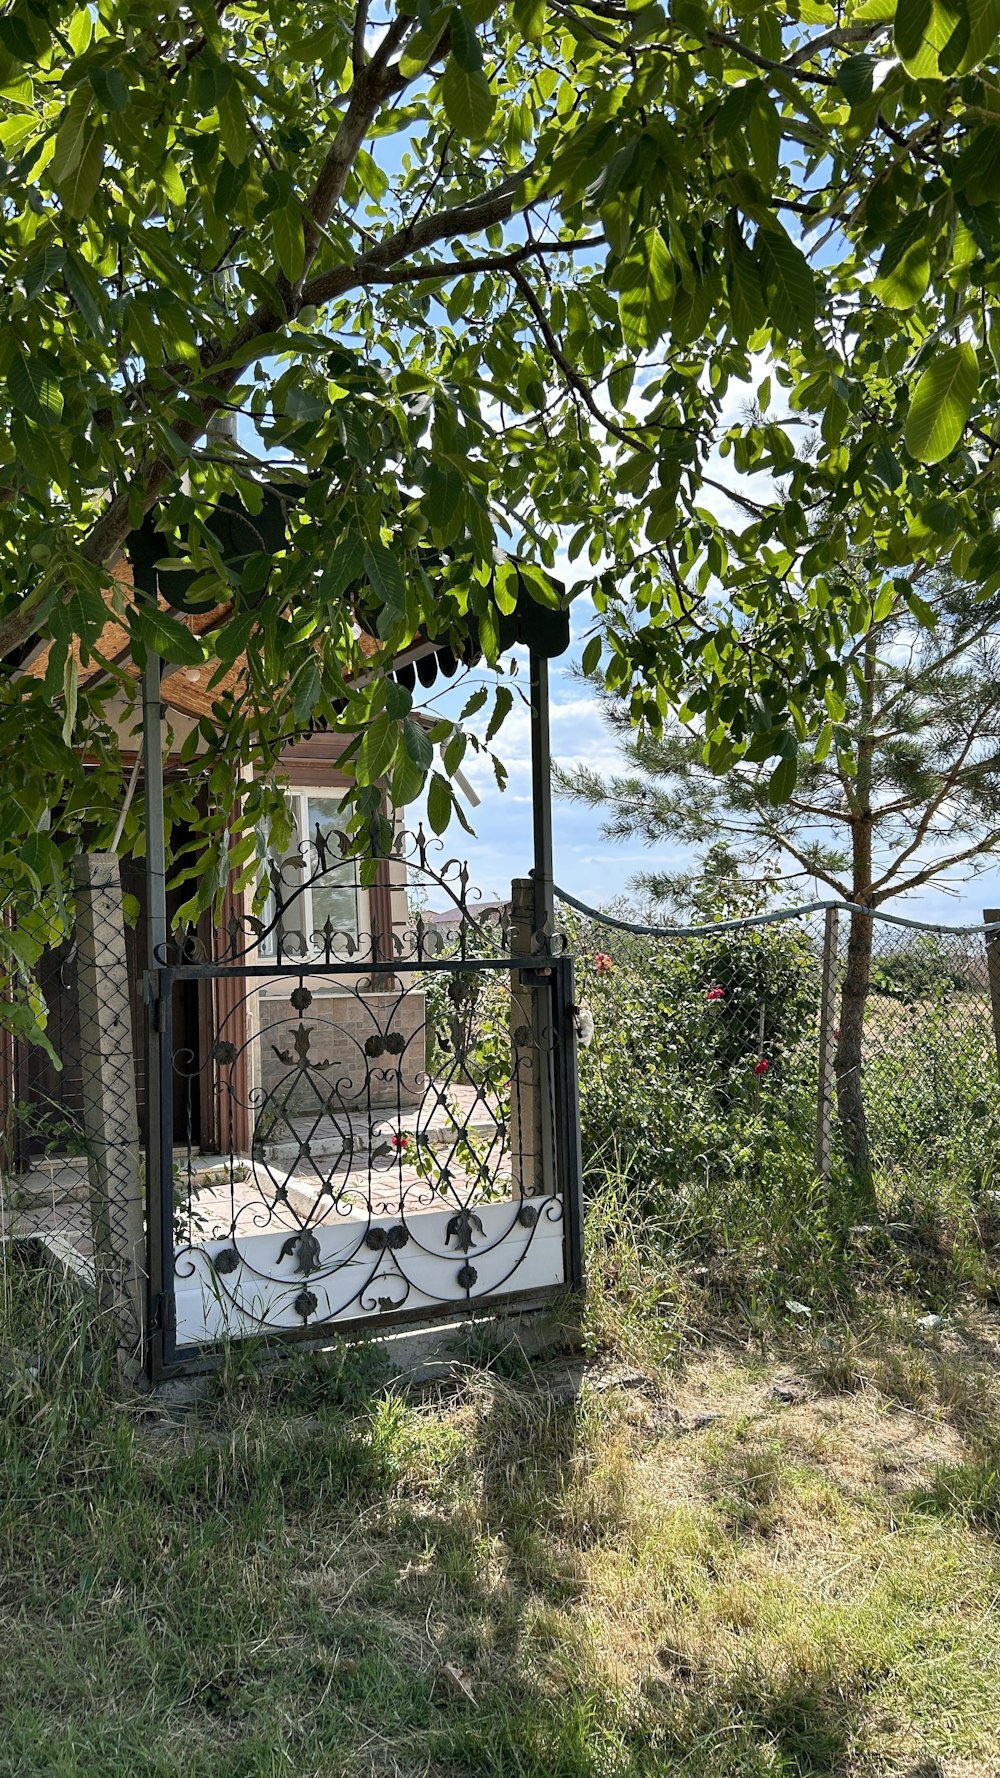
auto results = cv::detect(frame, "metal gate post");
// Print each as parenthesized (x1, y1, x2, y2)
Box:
(552, 953, 585, 1292)
(144, 969, 176, 1381)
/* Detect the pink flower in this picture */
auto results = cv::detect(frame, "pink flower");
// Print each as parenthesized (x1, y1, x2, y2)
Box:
(593, 952, 612, 974)
(391, 1132, 409, 1153)
(753, 1056, 770, 1077)
(706, 985, 725, 1002)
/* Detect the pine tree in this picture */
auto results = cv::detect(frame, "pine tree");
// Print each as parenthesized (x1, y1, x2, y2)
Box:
(559, 579, 1000, 1182)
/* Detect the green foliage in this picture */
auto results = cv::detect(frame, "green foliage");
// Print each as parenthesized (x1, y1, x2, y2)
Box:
(569, 909, 821, 1227)
(5, 0, 1000, 990)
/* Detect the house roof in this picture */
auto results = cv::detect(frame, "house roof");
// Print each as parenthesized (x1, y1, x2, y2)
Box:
(18, 488, 571, 724)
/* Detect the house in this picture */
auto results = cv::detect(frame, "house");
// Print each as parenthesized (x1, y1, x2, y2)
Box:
(1, 488, 580, 1366)
(4, 510, 495, 1162)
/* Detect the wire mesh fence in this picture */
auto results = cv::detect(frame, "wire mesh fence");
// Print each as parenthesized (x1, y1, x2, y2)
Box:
(1, 863, 146, 1360)
(554, 890, 1000, 1210)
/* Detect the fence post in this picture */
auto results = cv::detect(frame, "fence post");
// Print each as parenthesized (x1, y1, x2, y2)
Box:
(509, 877, 555, 1200)
(815, 907, 839, 1183)
(985, 909, 1000, 1080)
(72, 852, 146, 1367)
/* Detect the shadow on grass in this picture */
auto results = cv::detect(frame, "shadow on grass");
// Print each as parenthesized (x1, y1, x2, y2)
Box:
(401, 1341, 876, 1778)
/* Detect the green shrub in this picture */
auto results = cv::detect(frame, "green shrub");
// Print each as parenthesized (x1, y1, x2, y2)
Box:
(568, 912, 820, 1215)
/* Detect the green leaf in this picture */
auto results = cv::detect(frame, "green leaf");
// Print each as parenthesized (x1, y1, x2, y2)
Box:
(961, 0, 1000, 69)
(356, 711, 398, 782)
(89, 65, 129, 112)
(512, 0, 546, 39)
(292, 660, 321, 724)
(905, 587, 938, 627)
(65, 250, 106, 339)
(955, 124, 1000, 207)
(8, 348, 63, 425)
(391, 745, 425, 806)
(271, 203, 305, 283)
(442, 62, 495, 138)
(485, 683, 512, 743)
(517, 562, 562, 608)
(581, 634, 601, 676)
(425, 466, 464, 542)
(0, 12, 38, 60)
(218, 85, 250, 166)
(131, 606, 207, 667)
(904, 342, 978, 464)
(363, 539, 407, 612)
(479, 600, 499, 663)
(871, 442, 902, 490)
(894, 0, 968, 78)
(616, 229, 674, 350)
(23, 245, 64, 301)
(403, 717, 433, 769)
(873, 214, 931, 309)
(756, 224, 815, 336)
(493, 559, 519, 615)
(724, 210, 765, 343)
(449, 6, 483, 70)
(399, 9, 450, 76)
(767, 753, 797, 805)
(322, 529, 364, 602)
(61, 652, 77, 746)
(427, 771, 452, 834)
(51, 89, 104, 218)
(837, 52, 876, 101)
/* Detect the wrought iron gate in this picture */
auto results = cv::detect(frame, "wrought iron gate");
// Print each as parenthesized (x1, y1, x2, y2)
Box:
(144, 834, 583, 1378)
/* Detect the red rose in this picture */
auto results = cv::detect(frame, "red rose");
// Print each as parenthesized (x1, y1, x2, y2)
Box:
(753, 1057, 770, 1077)
(593, 952, 612, 974)
(391, 1132, 409, 1152)
(706, 985, 725, 1002)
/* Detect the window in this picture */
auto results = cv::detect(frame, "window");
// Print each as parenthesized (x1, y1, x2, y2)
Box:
(259, 791, 360, 958)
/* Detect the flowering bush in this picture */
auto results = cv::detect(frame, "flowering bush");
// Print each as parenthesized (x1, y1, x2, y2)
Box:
(567, 908, 821, 1221)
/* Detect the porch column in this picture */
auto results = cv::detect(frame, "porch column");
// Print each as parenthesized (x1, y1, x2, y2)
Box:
(71, 852, 146, 1361)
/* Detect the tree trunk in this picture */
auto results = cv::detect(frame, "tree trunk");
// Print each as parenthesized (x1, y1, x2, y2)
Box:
(835, 906, 874, 1190)
(835, 632, 877, 1203)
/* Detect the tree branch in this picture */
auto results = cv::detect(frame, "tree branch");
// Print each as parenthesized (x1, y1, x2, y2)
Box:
(508, 263, 650, 454)
(353, 0, 371, 76)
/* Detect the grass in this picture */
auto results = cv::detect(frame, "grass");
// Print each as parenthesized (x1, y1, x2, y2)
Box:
(5, 1231, 1000, 1778)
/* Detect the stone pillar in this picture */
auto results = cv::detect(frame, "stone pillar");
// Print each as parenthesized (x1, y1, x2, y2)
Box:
(72, 853, 146, 1362)
(509, 877, 555, 1200)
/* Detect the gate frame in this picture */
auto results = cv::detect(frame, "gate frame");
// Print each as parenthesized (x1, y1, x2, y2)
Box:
(144, 949, 584, 1382)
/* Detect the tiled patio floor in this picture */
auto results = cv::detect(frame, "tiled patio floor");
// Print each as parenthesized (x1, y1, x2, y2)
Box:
(2, 1084, 518, 1258)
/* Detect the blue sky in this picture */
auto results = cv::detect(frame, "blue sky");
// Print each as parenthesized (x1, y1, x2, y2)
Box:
(414, 576, 1000, 934)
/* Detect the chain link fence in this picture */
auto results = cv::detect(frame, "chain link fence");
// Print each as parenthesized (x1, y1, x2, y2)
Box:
(1, 863, 145, 1363)
(554, 889, 1000, 1212)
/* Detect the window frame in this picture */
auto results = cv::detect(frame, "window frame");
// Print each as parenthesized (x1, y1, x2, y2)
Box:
(257, 787, 363, 961)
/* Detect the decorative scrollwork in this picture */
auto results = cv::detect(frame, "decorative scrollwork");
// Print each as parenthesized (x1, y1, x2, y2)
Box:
(365, 1224, 410, 1251)
(445, 1207, 486, 1252)
(278, 1229, 322, 1275)
(164, 853, 575, 1357)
